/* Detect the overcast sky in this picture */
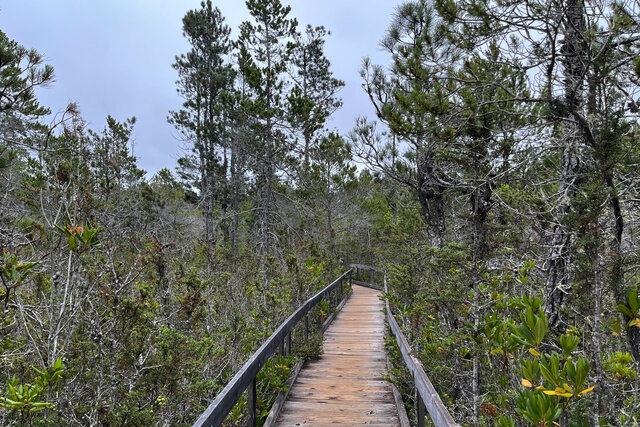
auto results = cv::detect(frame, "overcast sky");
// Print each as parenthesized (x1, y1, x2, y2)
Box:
(1, 0, 400, 175)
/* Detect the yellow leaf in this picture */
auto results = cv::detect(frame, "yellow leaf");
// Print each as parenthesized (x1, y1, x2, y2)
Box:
(535, 385, 545, 390)
(634, 318, 640, 328)
(559, 392, 573, 398)
(563, 383, 573, 392)
(543, 390, 557, 395)
(529, 348, 541, 356)
(521, 379, 533, 388)
(553, 423, 560, 426)
(578, 386, 595, 396)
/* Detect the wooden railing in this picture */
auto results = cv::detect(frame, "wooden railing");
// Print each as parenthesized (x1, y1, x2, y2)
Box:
(350, 263, 384, 290)
(193, 269, 353, 427)
(359, 264, 461, 427)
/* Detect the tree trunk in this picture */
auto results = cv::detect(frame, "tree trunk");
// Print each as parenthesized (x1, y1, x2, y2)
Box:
(390, 135, 398, 225)
(605, 177, 640, 360)
(470, 182, 491, 427)
(260, 24, 274, 256)
(221, 146, 230, 245)
(231, 135, 240, 256)
(585, 234, 603, 424)
(326, 181, 335, 254)
(204, 170, 216, 250)
(260, 134, 273, 255)
(544, 0, 586, 332)
(389, 187, 398, 226)
(303, 48, 310, 169)
(417, 148, 445, 248)
(109, 297, 118, 410)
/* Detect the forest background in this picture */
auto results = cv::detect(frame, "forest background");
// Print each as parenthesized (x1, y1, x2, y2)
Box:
(1, 0, 640, 426)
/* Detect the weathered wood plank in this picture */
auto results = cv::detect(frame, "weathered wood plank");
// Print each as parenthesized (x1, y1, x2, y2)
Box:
(291, 376, 391, 388)
(287, 390, 394, 402)
(275, 285, 400, 426)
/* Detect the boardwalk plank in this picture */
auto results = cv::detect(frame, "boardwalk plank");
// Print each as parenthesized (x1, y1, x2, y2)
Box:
(275, 285, 400, 426)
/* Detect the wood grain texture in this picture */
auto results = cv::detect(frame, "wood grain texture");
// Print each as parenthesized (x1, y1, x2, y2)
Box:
(275, 285, 400, 426)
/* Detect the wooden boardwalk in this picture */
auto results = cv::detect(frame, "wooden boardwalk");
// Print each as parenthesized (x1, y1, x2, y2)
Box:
(275, 285, 400, 426)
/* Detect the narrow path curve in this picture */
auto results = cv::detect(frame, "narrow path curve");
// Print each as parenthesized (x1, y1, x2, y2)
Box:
(275, 285, 400, 426)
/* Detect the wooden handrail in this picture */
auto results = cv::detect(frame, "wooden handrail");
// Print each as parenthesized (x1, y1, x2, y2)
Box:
(193, 268, 353, 427)
(357, 264, 460, 427)
(349, 263, 384, 272)
(349, 263, 383, 290)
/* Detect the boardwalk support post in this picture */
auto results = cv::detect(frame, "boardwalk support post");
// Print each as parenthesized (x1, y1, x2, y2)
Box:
(247, 378, 257, 427)
(417, 389, 426, 427)
(316, 305, 322, 330)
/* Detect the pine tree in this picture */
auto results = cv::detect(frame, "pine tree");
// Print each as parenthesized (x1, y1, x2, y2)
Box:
(238, 0, 298, 255)
(169, 1, 235, 249)
(353, 0, 458, 248)
(0, 29, 54, 172)
(308, 132, 355, 253)
(288, 25, 344, 170)
(0, 29, 53, 118)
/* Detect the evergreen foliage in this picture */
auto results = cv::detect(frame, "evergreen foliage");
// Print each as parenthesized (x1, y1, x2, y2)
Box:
(1, 0, 640, 425)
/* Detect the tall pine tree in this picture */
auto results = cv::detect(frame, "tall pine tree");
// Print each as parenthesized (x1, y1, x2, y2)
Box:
(288, 25, 344, 170)
(169, 1, 235, 248)
(238, 0, 297, 255)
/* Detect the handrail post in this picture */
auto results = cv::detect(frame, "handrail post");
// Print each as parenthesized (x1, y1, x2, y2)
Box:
(305, 315, 309, 341)
(248, 378, 257, 427)
(287, 332, 292, 355)
(369, 269, 374, 287)
(417, 389, 426, 427)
